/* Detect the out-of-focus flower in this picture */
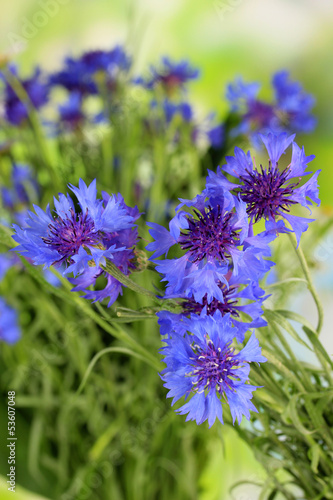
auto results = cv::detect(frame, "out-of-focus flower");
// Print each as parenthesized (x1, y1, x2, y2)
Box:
(49, 46, 131, 96)
(57, 92, 85, 131)
(2, 65, 49, 125)
(160, 312, 266, 427)
(1, 164, 39, 212)
(0, 254, 14, 281)
(226, 70, 316, 143)
(206, 133, 320, 245)
(0, 297, 21, 344)
(137, 57, 199, 93)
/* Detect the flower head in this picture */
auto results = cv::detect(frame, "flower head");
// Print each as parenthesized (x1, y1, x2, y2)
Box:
(49, 46, 131, 96)
(206, 133, 320, 245)
(226, 71, 316, 143)
(272, 71, 317, 133)
(160, 313, 266, 427)
(0, 298, 21, 344)
(157, 268, 268, 344)
(181, 276, 267, 339)
(12, 180, 140, 306)
(139, 57, 199, 92)
(147, 192, 274, 302)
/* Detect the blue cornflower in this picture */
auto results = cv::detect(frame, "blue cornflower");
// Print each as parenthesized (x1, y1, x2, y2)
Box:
(0, 298, 21, 344)
(12, 178, 134, 266)
(49, 46, 131, 96)
(226, 71, 316, 142)
(160, 312, 266, 427)
(147, 192, 274, 302)
(139, 57, 199, 92)
(49, 57, 96, 95)
(12, 181, 140, 306)
(80, 47, 131, 75)
(157, 269, 268, 344)
(206, 133, 320, 245)
(182, 276, 267, 338)
(272, 71, 317, 133)
(2, 66, 49, 125)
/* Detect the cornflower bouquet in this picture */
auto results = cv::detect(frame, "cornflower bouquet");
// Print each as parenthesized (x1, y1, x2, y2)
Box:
(0, 47, 332, 500)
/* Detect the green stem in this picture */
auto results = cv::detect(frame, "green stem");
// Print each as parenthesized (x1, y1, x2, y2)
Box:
(76, 346, 155, 395)
(3, 68, 58, 187)
(288, 233, 324, 334)
(102, 260, 158, 299)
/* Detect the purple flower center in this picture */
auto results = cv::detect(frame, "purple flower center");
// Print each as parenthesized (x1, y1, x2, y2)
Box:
(159, 74, 183, 88)
(183, 284, 240, 317)
(239, 162, 299, 222)
(188, 340, 241, 394)
(42, 209, 99, 263)
(178, 206, 239, 263)
(245, 99, 275, 128)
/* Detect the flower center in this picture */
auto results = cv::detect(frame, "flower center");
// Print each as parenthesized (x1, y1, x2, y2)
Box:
(188, 340, 241, 394)
(42, 208, 99, 263)
(178, 206, 239, 264)
(245, 99, 275, 128)
(183, 284, 240, 317)
(160, 74, 182, 88)
(239, 162, 299, 222)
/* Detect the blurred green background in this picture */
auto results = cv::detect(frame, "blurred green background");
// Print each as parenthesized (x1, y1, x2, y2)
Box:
(1, 1, 333, 499)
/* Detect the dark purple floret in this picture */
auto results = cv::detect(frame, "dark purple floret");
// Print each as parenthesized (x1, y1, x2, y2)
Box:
(244, 100, 275, 129)
(178, 206, 238, 264)
(238, 161, 300, 222)
(42, 209, 99, 263)
(183, 284, 240, 317)
(188, 340, 241, 394)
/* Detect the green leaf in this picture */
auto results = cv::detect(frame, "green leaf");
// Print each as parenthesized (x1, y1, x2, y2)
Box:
(262, 348, 305, 392)
(283, 394, 316, 436)
(76, 346, 156, 396)
(303, 326, 333, 369)
(275, 309, 315, 332)
(17, 257, 162, 371)
(267, 490, 279, 500)
(264, 309, 311, 350)
(17, 255, 75, 304)
(229, 480, 263, 500)
(0, 224, 15, 247)
(309, 443, 320, 473)
(265, 278, 307, 289)
(115, 306, 157, 321)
